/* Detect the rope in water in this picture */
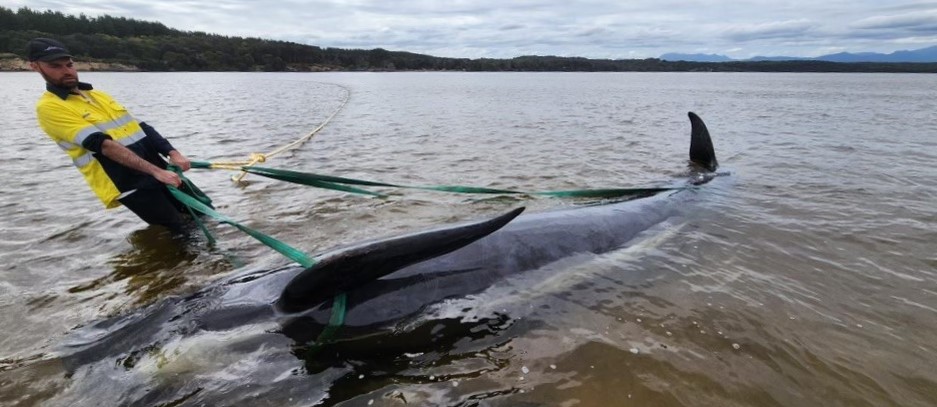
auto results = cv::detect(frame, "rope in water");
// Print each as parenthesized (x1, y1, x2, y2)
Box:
(204, 82, 351, 181)
(190, 81, 677, 200)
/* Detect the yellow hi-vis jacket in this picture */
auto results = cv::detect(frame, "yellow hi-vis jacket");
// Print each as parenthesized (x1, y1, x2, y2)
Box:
(36, 82, 155, 208)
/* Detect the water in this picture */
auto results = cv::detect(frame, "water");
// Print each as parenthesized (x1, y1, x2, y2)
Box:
(1, 72, 935, 406)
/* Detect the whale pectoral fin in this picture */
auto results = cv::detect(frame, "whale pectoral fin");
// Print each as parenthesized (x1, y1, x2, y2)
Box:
(276, 207, 525, 313)
(688, 112, 718, 172)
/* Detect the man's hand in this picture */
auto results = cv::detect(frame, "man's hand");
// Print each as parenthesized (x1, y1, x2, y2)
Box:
(168, 150, 191, 171)
(153, 169, 182, 187)
(101, 139, 183, 187)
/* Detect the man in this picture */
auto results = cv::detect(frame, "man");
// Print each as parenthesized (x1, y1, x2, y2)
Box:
(29, 37, 193, 232)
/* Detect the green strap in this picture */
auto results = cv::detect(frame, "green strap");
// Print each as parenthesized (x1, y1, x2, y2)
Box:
(189, 161, 681, 199)
(244, 165, 679, 199)
(536, 187, 675, 198)
(167, 165, 216, 244)
(303, 292, 348, 356)
(167, 186, 315, 268)
(168, 164, 214, 208)
(165, 168, 349, 347)
(168, 185, 349, 346)
(185, 204, 216, 245)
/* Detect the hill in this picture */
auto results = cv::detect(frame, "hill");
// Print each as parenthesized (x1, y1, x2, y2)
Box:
(659, 53, 733, 63)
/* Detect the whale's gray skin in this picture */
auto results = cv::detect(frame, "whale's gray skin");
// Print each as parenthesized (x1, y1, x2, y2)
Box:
(60, 111, 720, 371)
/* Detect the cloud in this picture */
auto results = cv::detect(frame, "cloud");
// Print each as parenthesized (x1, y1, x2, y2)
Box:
(4, 0, 936, 59)
(721, 19, 819, 42)
(852, 10, 937, 33)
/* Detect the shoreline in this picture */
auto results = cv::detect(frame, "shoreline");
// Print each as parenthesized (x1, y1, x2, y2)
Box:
(3, 56, 934, 74)
(0, 56, 140, 72)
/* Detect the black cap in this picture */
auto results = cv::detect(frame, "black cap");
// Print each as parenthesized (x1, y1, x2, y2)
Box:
(27, 38, 73, 62)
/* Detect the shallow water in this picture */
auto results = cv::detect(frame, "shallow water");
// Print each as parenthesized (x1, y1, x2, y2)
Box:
(1, 71, 935, 406)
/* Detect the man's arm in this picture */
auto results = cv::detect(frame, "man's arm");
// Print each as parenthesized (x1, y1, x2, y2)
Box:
(100, 139, 182, 187)
(140, 122, 190, 171)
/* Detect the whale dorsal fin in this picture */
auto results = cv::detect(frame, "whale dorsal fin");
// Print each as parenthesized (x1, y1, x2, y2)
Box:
(276, 207, 525, 313)
(688, 112, 718, 172)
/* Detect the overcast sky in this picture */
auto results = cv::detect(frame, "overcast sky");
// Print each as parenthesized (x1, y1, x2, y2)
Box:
(8, 1, 937, 59)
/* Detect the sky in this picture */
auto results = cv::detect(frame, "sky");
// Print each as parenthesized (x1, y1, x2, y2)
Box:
(8, 1, 937, 59)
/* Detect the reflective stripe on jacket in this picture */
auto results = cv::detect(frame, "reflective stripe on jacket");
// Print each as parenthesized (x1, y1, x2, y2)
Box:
(36, 86, 147, 208)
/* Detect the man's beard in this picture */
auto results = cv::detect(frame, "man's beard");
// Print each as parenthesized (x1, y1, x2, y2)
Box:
(39, 69, 78, 89)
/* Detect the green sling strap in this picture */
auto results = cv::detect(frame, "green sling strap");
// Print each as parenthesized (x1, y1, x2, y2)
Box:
(166, 168, 347, 349)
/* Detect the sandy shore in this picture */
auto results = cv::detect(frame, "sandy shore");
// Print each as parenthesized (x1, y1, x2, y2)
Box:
(0, 55, 139, 71)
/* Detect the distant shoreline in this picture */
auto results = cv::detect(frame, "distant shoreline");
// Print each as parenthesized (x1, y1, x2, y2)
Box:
(0, 56, 140, 72)
(2, 55, 935, 74)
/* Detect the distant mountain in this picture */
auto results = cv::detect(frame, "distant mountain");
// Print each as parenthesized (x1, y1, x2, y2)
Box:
(817, 46, 937, 62)
(748, 56, 809, 62)
(661, 45, 937, 63)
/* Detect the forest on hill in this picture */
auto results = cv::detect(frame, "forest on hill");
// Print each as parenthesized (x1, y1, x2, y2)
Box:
(2, 6, 936, 73)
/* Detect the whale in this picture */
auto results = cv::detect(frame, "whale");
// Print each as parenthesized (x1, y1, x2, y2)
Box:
(58, 111, 723, 373)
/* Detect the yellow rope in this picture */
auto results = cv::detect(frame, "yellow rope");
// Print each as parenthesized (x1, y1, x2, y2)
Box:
(216, 82, 351, 183)
(231, 153, 268, 182)
(206, 162, 252, 169)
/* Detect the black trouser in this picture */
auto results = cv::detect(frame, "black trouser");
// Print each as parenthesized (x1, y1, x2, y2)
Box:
(118, 187, 189, 232)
